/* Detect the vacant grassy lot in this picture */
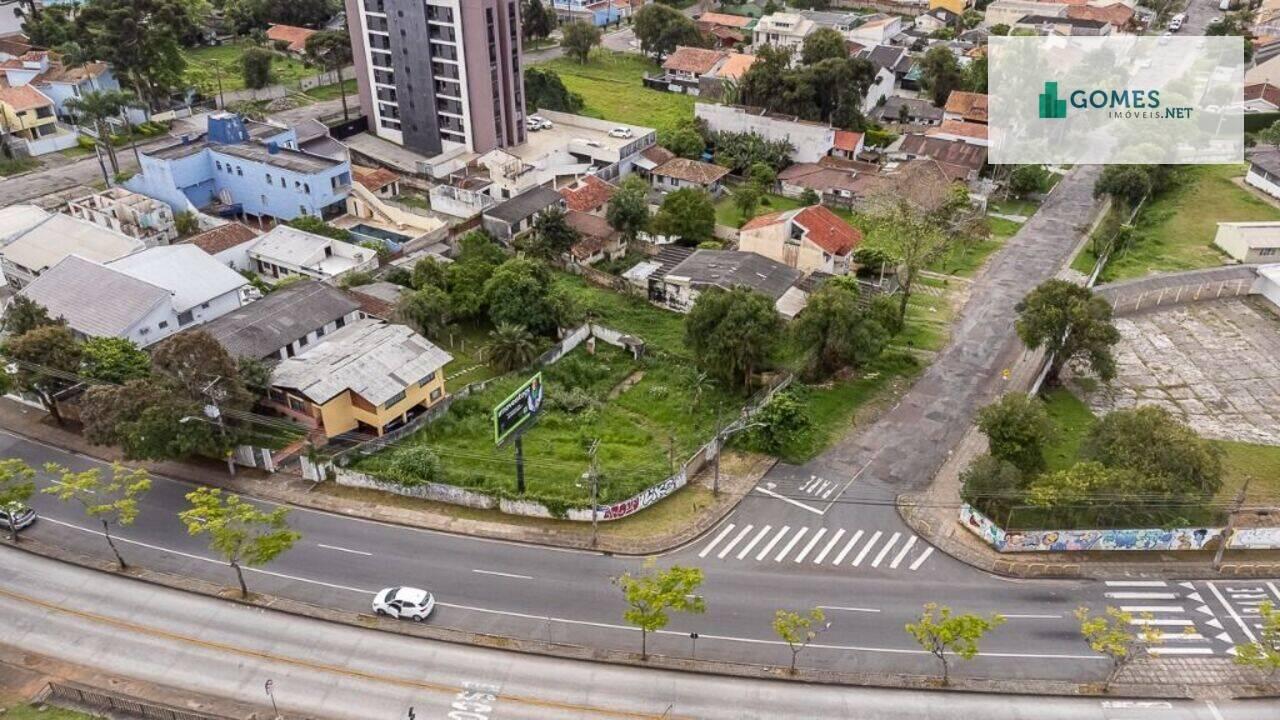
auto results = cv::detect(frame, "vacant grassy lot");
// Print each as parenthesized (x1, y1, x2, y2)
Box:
(4, 705, 99, 720)
(535, 51, 695, 136)
(714, 193, 806, 228)
(183, 41, 314, 92)
(1075, 165, 1280, 282)
(304, 78, 358, 101)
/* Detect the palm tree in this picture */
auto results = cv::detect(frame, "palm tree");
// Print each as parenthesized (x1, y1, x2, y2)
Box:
(487, 323, 538, 372)
(65, 89, 132, 176)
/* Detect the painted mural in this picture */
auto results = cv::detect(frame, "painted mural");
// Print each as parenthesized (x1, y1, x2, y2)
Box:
(959, 504, 1225, 552)
(1229, 527, 1280, 550)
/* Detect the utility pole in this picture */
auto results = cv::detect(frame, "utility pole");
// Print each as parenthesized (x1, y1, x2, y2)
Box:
(514, 434, 525, 494)
(1214, 477, 1252, 570)
(712, 408, 724, 496)
(264, 679, 280, 720)
(202, 377, 236, 476)
(588, 439, 600, 547)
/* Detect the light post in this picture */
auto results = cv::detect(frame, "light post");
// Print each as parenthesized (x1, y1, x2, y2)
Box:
(711, 419, 764, 496)
(264, 678, 280, 719)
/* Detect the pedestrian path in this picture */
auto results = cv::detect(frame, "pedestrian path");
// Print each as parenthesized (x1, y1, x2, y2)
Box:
(694, 522, 935, 573)
(1101, 579, 1280, 657)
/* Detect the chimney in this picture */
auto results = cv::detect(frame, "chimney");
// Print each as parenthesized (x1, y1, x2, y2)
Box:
(267, 141, 280, 154)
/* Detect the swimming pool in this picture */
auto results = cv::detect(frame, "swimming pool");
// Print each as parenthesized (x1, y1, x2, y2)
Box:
(349, 223, 412, 251)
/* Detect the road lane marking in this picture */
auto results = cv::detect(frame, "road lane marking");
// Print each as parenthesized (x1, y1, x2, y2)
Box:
(736, 525, 771, 560)
(1001, 614, 1062, 619)
(832, 530, 863, 565)
(820, 450, 881, 514)
(1120, 606, 1184, 613)
(852, 531, 882, 567)
(1104, 592, 1178, 600)
(812, 529, 845, 564)
(1206, 581, 1258, 644)
(697, 523, 736, 558)
(793, 528, 826, 563)
(717, 524, 753, 559)
(870, 532, 900, 568)
(907, 547, 934, 571)
(1152, 631, 1205, 641)
(888, 536, 916, 569)
(818, 606, 881, 613)
(1206, 701, 1226, 720)
(316, 543, 373, 556)
(774, 527, 809, 562)
(753, 485, 824, 515)
(1148, 647, 1215, 656)
(1128, 618, 1193, 626)
(756, 526, 790, 561)
(1104, 581, 1168, 587)
(1101, 701, 1172, 709)
(472, 569, 532, 580)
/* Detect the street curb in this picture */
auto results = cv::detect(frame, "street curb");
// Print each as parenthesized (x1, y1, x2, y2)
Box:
(6, 538, 1277, 701)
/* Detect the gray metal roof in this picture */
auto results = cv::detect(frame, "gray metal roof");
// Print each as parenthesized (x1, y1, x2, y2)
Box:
(18, 255, 170, 338)
(664, 250, 803, 301)
(484, 185, 564, 224)
(270, 319, 453, 406)
(214, 142, 344, 174)
(198, 280, 360, 359)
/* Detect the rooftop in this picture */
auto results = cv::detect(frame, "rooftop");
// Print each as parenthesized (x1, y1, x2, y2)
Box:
(714, 53, 757, 81)
(485, 185, 565, 224)
(696, 11, 755, 28)
(663, 46, 728, 75)
(928, 119, 989, 141)
(0, 204, 52, 241)
(250, 225, 370, 274)
(270, 319, 453, 406)
(266, 24, 318, 53)
(214, 141, 344, 174)
(0, 83, 51, 111)
(898, 133, 987, 172)
(1246, 82, 1280, 108)
(107, 244, 247, 312)
(187, 222, 260, 255)
(346, 280, 407, 318)
(665, 249, 803, 301)
(741, 205, 862, 255)
(942, 91, 989, 123)
(833, 130, 864, 152)
(1, 213, 145, 274)
(653, 157, 731, 185)
(558, 175, 616, 213)
(352, 164, 400, 193)
(200, 279, 361, 359)
(19, 255, 169, 338)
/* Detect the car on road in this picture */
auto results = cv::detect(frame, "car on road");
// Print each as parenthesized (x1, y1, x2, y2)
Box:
(529, 115, 553, 130)
(372, 586, 435, 621)
(0, 505, 36, 531)
(607, 126, 633, 139)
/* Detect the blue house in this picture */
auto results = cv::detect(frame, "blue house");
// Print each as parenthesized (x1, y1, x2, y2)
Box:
(126, 113, 351, 222)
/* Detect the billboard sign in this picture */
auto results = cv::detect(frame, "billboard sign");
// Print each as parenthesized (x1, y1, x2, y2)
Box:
(493, 373, 544, 445)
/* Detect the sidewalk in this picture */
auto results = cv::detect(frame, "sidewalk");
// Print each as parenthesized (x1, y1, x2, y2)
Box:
(0, 399, 765, 555)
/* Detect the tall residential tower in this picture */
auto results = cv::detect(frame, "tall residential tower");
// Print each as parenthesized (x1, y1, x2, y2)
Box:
(346, 0, 527, 156)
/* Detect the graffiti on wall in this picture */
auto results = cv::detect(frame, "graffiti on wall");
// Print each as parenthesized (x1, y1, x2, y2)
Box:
(598, 471, 686, 521)
(1230, 527, 1280, 549)
(959, 504, 1224, 552)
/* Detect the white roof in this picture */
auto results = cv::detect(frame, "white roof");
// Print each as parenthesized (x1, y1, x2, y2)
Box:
(0, 213, 145, 274)
(108, 244, 248, 312)
(0, 205, 51, 243)
(1260, 263, 1280, 283)
(270, 319, 453, 406)
(249, 225, 333, 267)
(775, 286, 810, 320)
(19, 255, 170, 338)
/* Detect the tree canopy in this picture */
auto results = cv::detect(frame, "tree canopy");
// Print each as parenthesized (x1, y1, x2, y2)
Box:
(685, 286, 782, 390)
(791, 277, 890, 381)
(561, 20, 601, 63)
(650, 188, 715, 246)
(1014, 280, 1120, 384)
(523, 67, 584, 114)
(633, 3, 705, 61)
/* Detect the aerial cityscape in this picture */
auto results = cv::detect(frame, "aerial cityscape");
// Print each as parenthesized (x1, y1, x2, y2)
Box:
(0, 0, 1279, 717)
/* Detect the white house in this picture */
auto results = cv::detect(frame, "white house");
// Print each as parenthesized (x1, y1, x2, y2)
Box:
(65, 188, 178, 247)
(1256, 264, 1280, 310)
(0, 209, 146, 289)
(1246, 149, 1280, 203)
(1213, 222, 1280, 264)
(248, 225, 378, 284)
(847, 15, 903, 45)
(696, 103, 837, 164)
(753, 13, 816, 54)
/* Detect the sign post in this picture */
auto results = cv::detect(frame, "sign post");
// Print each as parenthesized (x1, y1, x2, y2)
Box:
(493, 373, 545, 494)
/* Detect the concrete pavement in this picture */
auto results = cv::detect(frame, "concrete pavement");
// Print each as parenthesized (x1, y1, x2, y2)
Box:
(5, 550, 1275, 720)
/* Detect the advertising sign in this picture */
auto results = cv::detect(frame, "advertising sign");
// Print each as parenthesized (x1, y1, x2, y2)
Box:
(492, 373, 544, 445)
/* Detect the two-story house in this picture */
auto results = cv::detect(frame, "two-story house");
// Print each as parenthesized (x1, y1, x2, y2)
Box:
(200, 279, 363, 361)
(0, 83, 74, 156)
(738, 204, 863, 276)
(0, 209, 145, 288)
(753, 13, 816, 55)
(247, 224, 378, 284)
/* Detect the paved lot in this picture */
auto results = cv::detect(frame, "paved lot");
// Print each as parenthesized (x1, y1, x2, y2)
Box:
(1075, 298, 1280, 445)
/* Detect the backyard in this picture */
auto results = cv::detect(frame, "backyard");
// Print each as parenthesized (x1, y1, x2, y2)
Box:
(534, 51, 695, 137)
(182, 41, 315, 92)
(1072, 164, 1280, 281)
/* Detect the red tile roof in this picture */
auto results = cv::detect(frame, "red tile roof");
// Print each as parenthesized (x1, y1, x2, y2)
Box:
(353, 165, 400, 193)
(558, 175, 617, 213)
(715, 53, 756, 80)
(0, 50, 47, 70)
(740, 208, 790, 233)
(793, 205, 861, 256)
(653, 157, 731, 185)
(942, 91, 988, 123)
(696, 11, 754, 28)
(928, 119, 989, 141)
(188, 222, 260, 255)
(0, 83, 51, 111)
(267, 24, 318, 53)
(662, 46, 727, 75)
(1247, 82, 1280, 109)
(833, 130, 863, 152)
(641, 145, 676, 165)
(1066, 3, 1134, 28)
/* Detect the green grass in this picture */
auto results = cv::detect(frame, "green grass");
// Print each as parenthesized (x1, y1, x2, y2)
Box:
(1040, 387, 1097, 472)
(392, 192, 431, 211)
(715, 193, 806, 228)
(1078, 165, 1280, 282)
(0, 157, 37, 176)
(304, 78, 358, 101)
(3, 705, 100, 720)
(554, 274, 689, 356)
(987, 197, 1039, 217)
(896, 277, 954, 353)
(536, 51, 695, 135)
(183, 41, 315, 92)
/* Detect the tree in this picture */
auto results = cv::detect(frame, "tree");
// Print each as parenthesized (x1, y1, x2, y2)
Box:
(801, 27, 846, 65)
(396, 285, 451, 340)
(712, 130, 794, 174)
(1015, 280, 1120, 385)
(1076, 606, 1162, 691)
(607, 175, 651, 242)
(484, 258, 558, 335)
(187, 58, 232, 109)
(868, 198, 951, 325)
(964, 53, 987, 94)
(42, 462, 151, 569)
(1093, 165, 1152, 208)
(959, 454, 1023, 522)
(241, 47, 274, 90)
(742, 390, 812, 456)
(1234, 601, 1280, 678)
(2, 295, 61, 337)
(79, 379, 228, 462)
(0, 459, 35, 543)
(1206, 10, 1254, 62)
(561, 21, 601, 63)
(65, 89, 132, 174)
(633, 3, 704, 61)
(72, 0, 197, 109)
(798, 187, 820, 206)
(615, 561, 705, 659)
(1008, 165, 1049, 199)
(663, 125, 706, 159)
(1257, 120, 1280, 148)
(174, 211, 200, 236)
(905, 604, 1005, 685)
(732, 183, 760, 221)
(2, 325, 82, 426)
(773, 607, 827, 673)
(180, 487, 301, 598)
(918, 45, 964, 107)
(1081, 406, 1224, 497)
(526, 207, 580, 260)
(305, 30, 354, 121)
(523, 0, 555, 42)
(975, 393, 1052, 475)
(487, 322, 538, 372)
(523, 67, 583, 114)
(990, 23, 1010, 36)
(151, 330, 251, 408)
(411, 256, 450, 291)
(651, 188, 715, 246)
(685, 286, 783, 390)
(287, 214, 352, 241)
(81, 337, 151, 384)
(791, 278, 888, 380)
(748, 162, 777, 190)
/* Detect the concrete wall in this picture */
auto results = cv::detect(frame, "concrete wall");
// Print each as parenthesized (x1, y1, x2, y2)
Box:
(696, 103, 835, 164)
(1095, 264, 1263, 315)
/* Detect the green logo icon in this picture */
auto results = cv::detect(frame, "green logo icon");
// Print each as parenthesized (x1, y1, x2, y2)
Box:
(1039, 81, 1067, 119)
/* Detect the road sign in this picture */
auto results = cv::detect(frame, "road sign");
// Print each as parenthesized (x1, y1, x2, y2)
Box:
(493, 372, 544, 445)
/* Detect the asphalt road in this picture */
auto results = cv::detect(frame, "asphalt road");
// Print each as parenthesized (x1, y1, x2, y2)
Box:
(1178, 0, 1226, 35)
(6, 550, 1274, 720)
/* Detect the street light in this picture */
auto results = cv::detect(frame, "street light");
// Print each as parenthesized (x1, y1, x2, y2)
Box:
(710, 420, 765, 495)
(179, 408, 236, 476)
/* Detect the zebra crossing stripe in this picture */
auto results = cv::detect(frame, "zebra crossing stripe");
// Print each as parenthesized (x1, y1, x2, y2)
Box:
(1148, 647, 1215, 656)
(889, 535, 917, 569)
(1105, 581, 1169, 587)
(717, 524, 754, 559)
(698, 523, 736, 559)
(1129, 618, 1194, 626)
(800, 476, 819, 492)
(775, 527, 809, 562)
(793, 528, 827, 563)
(871, 532, 901, 568)
(852, 531, 882, 567)
(1120, 606, 1185, 613)
(908, 546, 934, 571)
(756, 526, 790, 561)
(1104, 592, 1178, 600)
(736, 525, 772, 560)
(832, 530, 864, 565)
(821, 481, 837, 499)
(812, 529, 846, 564)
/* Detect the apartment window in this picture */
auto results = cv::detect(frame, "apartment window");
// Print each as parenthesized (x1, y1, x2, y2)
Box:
(287, 395, 307, 413)
(236, 166, 243, 176)
(266, 173, 272, 185)
(1261, 247, 1280, 257)
(429, 387, 442, 402)
(299, 205, 308, 215)
(216, 161, 223, 171)
(299, 334, 309, 347)
(177, 310, 194, 326)
(336, 316, 346, 328)
(316, 326, 326, 338)
(418, 371, 436, 387)
(303, 183, 310, 194)
(158, 320, 169, 329)
(201, 302, 210, 309)
(383, 389, 407, 408)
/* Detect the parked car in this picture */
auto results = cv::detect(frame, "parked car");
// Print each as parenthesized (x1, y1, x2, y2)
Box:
(529, 115, 553, 130)
(608, 126, 633, 139)
(0, 505, 36, 532)
(526, 118, 542, 132)
(372, 586, 435, 621)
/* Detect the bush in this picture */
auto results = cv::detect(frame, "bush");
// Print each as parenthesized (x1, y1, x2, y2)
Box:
(339, 271, 375, 288)
(385, 446, 444, 486)
(241, 47, 274, 90)
(77, 135, 96, 150)
(550, 386, 598, 414)
(960, 453, 1023, 523)
(975, 393, 1052, 475)
(741, 391, 812, 455)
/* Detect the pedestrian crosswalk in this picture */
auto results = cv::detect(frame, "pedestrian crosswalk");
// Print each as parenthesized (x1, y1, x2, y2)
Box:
(797, 475, 841, 500)
(695, 522, 935, 572)
(1101, 580, 1267, 657)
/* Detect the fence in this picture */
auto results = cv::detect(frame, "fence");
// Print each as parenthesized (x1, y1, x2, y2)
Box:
(1095, 265, 1263, 316)
(39, 681, 234, 720)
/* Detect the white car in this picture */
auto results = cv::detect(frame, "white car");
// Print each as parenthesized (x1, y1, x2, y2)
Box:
(529, 115, 553, 130)
(0, 505, 36, 531)
(372, 586, 435, 621)
(608, 126, 633, 139)
(525, 118, 542, 132)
